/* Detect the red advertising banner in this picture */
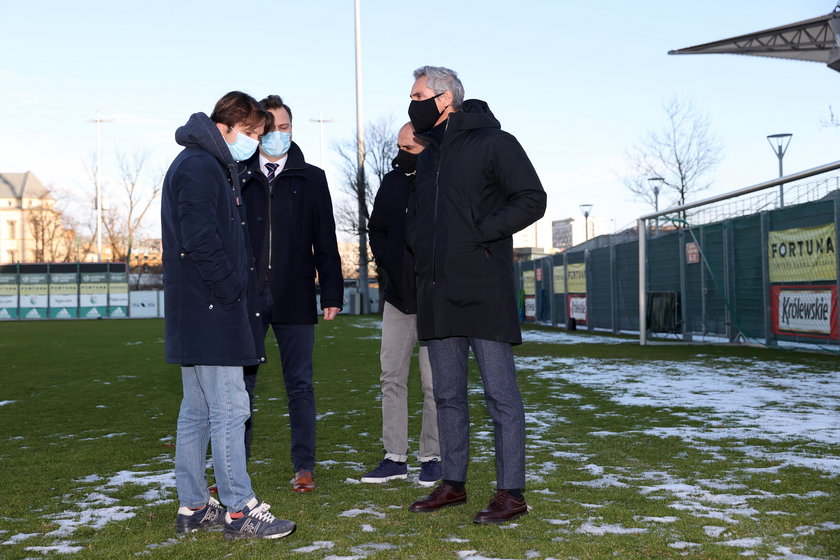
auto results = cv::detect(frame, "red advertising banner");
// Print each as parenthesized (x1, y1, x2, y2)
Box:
(770, 284, 838, 339)
(567, 294, 587, 325)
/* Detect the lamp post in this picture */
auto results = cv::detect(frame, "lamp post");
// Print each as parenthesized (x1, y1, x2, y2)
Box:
(88, 110, 114, 262)
(308, 111, 334, 168)
(354, 0, 369, 313)
(648, 176, 664, 234)
(767, 133, 792, 207)
(579, 204, 593, 242)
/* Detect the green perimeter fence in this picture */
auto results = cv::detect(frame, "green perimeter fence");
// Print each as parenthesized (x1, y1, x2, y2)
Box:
(516, 195, 840, 351)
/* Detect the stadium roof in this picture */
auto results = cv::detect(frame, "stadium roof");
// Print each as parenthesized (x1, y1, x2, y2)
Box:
(669, 5, 840, 72)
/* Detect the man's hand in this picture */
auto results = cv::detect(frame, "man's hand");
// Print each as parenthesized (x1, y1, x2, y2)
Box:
(323, 307, 340, 321)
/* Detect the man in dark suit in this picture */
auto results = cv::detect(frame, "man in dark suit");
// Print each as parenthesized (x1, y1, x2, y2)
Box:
(405, 66, 546, 524)
(240, 95, 343, 493)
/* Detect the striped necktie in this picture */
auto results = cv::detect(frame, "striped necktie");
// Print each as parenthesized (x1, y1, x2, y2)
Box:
(265, 162, 278, 182)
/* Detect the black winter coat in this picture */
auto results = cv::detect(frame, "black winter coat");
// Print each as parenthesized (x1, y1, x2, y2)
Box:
(161, 112, 266, 365)
(408, 100, 546, 344)
(368, 168, 417, 314)
(240, 142, 343, 324)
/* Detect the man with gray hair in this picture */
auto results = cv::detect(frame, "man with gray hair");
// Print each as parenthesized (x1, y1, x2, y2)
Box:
(405, 66, 546, 524)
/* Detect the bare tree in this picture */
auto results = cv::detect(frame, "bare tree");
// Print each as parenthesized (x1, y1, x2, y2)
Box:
(26, 187, 75, 262)
(331, 116, 398, 237)
(82, 150, 160, 263)
(622, 98, 723, 223)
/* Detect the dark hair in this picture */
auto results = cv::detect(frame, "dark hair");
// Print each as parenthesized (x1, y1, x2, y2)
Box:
(210, 91, 268, 132)
(259, 95, 293, 123)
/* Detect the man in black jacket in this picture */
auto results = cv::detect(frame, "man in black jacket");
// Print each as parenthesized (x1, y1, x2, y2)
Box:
(240, 95, 343, 493)
(362, 122, 441, 486)
(405, 67, 547, 524)
(162, 91, 295, 539)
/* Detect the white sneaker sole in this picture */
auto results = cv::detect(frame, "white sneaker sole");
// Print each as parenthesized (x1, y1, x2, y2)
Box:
(360, 473, 408, 483)
(416, 477, 440, 487)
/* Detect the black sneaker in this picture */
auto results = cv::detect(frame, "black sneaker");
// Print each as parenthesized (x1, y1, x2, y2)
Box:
(418, 459, 442, 487)
(175, 497, 224, 533)
(360, 458, 408, 483)
(224, 497, 296, 540)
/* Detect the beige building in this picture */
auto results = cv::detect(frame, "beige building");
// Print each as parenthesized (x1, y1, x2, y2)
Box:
(2, 172, 53, 263)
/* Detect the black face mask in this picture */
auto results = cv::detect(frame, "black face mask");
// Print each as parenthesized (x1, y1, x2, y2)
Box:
(392, 149, 418, 175)
(408, 92, 444, 134)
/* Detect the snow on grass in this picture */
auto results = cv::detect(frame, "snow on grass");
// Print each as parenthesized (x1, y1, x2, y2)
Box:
(1, 532, 39, 545)
(292, 541, 335, 553)
(338, 507, 385, 519)
(25, 542, 85, 554)
(575, 522, 647, 535)
(521, 329, 632, 345)
(457, 551, 525, 560)
(517, 354, 840, 474)
(634, 516, 679, 524)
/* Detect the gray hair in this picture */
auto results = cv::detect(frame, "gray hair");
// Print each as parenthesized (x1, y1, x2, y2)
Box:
(413, 66, 464, 110)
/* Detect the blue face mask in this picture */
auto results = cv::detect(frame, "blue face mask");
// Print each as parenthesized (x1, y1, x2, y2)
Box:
(261, 131, 292, 158)
(226, 130, 259, 161)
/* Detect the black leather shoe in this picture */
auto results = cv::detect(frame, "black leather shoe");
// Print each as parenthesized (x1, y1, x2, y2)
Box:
(409, 483, 467, 513)
(473, 490, 528, 524)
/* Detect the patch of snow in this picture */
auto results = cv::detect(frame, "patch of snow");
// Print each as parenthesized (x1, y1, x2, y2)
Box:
(704, 526, 727, 537)
(25, 543, 85, 554)
(721, 537, 763, 548)
(575, 523, 647, 535)
(338, 508, 385, 519)
(360, 524, 375, 532)
(635, 516, 679, 523)
(2, 532, 39, 545)
(669, 541, 701, 549)
(521, 329, 632, 345)
(292, 541, 335, 553)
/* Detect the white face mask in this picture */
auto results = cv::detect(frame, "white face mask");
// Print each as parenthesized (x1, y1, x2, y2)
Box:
(227, 131, 260, 161)
(261, 131, 292, 158)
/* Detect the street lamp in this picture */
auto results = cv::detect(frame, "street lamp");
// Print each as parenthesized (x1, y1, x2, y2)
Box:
(579, 204, 593, 242)
(308, 111, 334, 168)
(767, 133, 792, 207)
(88, 110, 114, 262)
(648, 176, 664, 234)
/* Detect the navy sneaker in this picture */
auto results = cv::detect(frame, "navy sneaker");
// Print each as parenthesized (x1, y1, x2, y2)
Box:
(224, 497, 296, 540)
(175, 497, 224, 533)
(418, 459, 442, 487)
(360, 458, 408, 483)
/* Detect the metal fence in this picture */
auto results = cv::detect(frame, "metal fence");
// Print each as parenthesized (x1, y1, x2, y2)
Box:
(517, 165, 840, 352)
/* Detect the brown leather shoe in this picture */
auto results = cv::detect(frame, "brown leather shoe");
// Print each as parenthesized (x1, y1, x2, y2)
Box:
(409, 483, 467, 513)
(473, 490, 528, 524)
(292, 470, 315, 493)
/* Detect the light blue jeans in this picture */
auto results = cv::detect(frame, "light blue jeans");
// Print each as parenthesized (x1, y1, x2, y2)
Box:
(175, 365, 255, 512)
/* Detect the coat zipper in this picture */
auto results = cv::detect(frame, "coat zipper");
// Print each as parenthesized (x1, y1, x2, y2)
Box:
(431, 119, 450, 287)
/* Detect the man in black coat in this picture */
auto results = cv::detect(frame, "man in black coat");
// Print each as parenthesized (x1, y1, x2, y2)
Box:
(405, 67, 547, 524)
(240, 95, 343, 493)
(161, 91, 295, 539)
(362, 122, 441, 486)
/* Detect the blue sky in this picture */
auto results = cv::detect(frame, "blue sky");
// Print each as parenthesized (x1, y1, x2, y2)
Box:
(1, 0, 838, 239)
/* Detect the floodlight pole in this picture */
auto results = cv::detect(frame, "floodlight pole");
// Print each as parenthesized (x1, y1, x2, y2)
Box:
(648, 177, 664, 234)
(767, 133, 792, 207)
(308, 111, 334, 168)
(579, 204, 593, 242)
(354, 0, 369, 314)
(88, 110, 114, 262)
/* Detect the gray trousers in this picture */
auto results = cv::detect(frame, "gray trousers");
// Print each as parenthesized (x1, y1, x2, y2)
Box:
(427, 336, 526, 490)
(379, 301, 440, 462)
